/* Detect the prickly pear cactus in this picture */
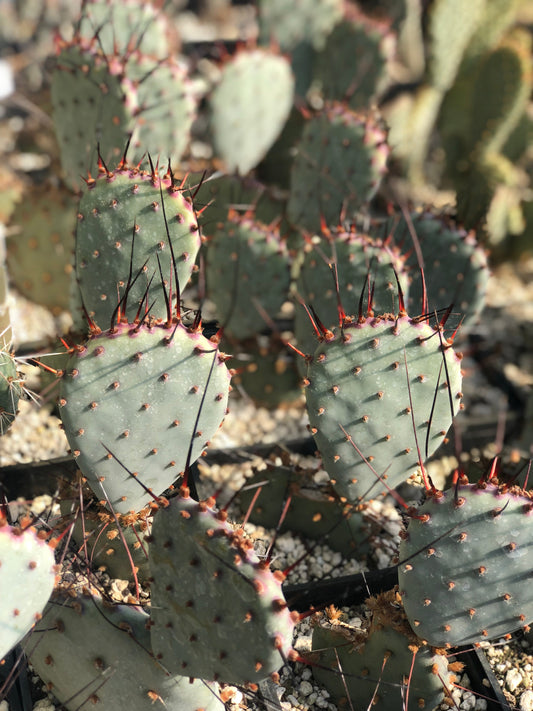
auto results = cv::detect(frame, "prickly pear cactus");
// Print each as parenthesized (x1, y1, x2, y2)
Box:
(75, 161, 201, 327)
(0, 518, 57, 662)
(149, 488, 297, 685)
(7, 183, 76, 314)
(314, 15, 393, 109)
(0, 348, 23, 435)
(381, 211, 490, 328)
(51, 36, 195, 190)
(258, 0, 343, 51)
(304, 314, 463, 503)
(238, 462, 374, 557)
(30, 590, 221, 711)
(399, 481, 533, 647)
(287, 104, 389, 233)
(59, 320, 231, 514)
(209, 48, 295, 175)
(311, 590, 458, 711)
(77, 0, 171, 58)
(205, 213, 291, 340)
(230, 334, 302, 409)
(293, 228, 409, 370)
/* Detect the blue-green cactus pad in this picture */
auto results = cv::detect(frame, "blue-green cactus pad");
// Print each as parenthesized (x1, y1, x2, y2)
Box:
(210, 48, 294, 175)
(75, 164, 201, 327)
(305, 314, 463, 503)
(149, 490, 296, 685)
(0, 522, 56, 662)
(399, 482, 533, 647)
(30, 590, 221, 711)
(59, 321, 231, 514)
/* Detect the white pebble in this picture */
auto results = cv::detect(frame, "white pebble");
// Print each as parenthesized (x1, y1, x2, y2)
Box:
(460, 691, 476, 710)
(301, 668, 312, 680)
(521, 690, 533, 711)
(0, 60, 14, 101)
(299, 680, 313, 697)
(506, 667, 523, 693)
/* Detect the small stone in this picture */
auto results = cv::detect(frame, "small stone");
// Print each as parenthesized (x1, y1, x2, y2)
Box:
(506, 667, 523, 693)
(520, 689, 533, 711)
(460, 691, 476, 710)
(299, 680, 313, 697)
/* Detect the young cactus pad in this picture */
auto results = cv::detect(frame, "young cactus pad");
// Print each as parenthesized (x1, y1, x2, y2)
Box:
(209, 48, 295, 175)
(304, 315, 463, 503)
(29, 590, 221, 711)
(0, 519, 57, 662)
(75, 162, 201, 327)
(399, 482, 533, 647)
(59, 321, 231, 514)
(149, 488, 297, 686)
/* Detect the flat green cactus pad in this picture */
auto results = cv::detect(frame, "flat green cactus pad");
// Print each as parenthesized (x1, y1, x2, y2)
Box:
(399, 482, 533, 647)
(30, 590, 221, 711)
(59, 321, 231, 514)
(0, 521, 56, 663)
(75, 164, 201, 327)
(258, 0, 343, 51)
(305, 314, 463, 503)
(210, 49, 294, 175)
(288, 104, 389, 233)
(149, 490, 296, 685)
(312, 591, 455, 711)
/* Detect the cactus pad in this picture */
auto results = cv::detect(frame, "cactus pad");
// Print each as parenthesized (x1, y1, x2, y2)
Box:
(288, 104, 389, 233)
(314, 16, 393, 109)
(210, 48, 294, 175)
(78, 0, 171, 58)
(149, 489, 296, 685)
(205, 213, 291, 340)
(311, 590, 457, 710)
(0, 519, 57, 662)
(59, 321, 231, 514)
(258, 0, 343, 51)
(399, 482, 533, 647)
(7, 183, 76, 314)
(305, 314, 463, 503)
(30, 590, 220, 711)
(383, 211, 489, 328)
(75, 162, 200, 327)
(294, 228, 409, 369)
